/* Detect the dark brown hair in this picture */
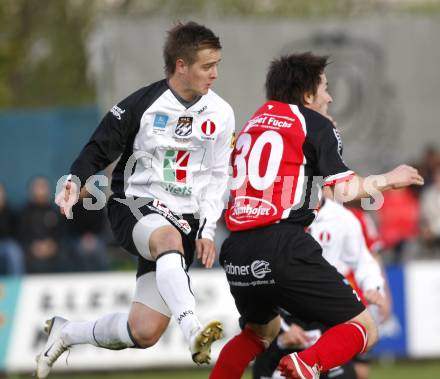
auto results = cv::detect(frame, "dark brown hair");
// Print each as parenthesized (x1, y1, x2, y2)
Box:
(163, 21, 221, 77)
(265, 52, 329, 105)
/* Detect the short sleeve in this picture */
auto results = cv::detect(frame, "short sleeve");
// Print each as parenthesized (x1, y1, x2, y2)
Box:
(316, 123, 355, 186)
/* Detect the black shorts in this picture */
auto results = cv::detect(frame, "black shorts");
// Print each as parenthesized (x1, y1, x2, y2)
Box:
(219, 223, 365, 327)
(107, 194, 199, 277)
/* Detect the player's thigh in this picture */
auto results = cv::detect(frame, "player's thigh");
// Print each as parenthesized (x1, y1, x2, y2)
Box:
(277, 231, 365, 326)
(108, 196, 184, 261)
(246, 316, 281, 344)
(149, 225, 183, 258)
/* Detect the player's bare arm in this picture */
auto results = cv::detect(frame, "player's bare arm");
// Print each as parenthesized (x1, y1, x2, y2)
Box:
(329, 165, 424, 204)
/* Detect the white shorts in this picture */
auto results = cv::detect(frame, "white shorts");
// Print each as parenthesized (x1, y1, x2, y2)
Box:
(132, 213, 171, 261)
(133, 271, 172, 317)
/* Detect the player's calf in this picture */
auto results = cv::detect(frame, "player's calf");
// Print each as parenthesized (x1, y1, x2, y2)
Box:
(350, 309, 378, 351)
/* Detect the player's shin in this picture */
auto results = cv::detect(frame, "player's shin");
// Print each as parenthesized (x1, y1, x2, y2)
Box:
(297, 321, 367, 373)
(210, 328, 266, 379)
(155, 251, 201, 343)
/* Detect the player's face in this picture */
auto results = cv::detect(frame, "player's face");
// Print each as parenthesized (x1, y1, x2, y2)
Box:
(183, 48, 221, 98)
(306, 74, 333, 116)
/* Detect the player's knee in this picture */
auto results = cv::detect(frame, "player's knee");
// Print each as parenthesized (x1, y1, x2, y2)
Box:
(149, 226, 182, 258)
(365, 321, 378, 350)
(351, 309, 378, 351)
(247, 316, 280, 348)
(128, 320, 163, 348)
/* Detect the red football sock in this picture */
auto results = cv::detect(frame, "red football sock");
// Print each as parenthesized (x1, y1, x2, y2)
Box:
(210, 328, 265, 379)
(298, 321, 368, 372)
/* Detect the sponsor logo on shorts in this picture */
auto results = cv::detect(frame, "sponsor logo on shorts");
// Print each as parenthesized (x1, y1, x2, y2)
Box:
(177, 219, 191, 234)
(250, 260, 272, 279)
(147, 199, 191, 235)
(224, 260, 272, 280)
(224, 261, 250, 276)
(229, 196, 277, 223)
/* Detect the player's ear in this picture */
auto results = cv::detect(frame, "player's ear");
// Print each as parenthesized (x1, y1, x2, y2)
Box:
(303, 91, 314, 106)
(175, 58, 188, 75)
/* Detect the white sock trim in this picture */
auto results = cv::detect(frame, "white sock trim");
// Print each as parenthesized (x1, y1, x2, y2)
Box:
(347, 321, 368, 353)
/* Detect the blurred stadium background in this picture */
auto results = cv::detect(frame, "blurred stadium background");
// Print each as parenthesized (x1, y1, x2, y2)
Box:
(1, 0, 440, 378)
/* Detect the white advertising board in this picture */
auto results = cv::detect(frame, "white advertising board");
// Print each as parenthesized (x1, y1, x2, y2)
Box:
(406, 261, 440, 358)
(5, 270, 240, 372)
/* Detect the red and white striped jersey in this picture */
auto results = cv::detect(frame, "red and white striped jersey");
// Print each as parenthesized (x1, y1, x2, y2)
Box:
(309, 199, 384, 298)
(225, 100, 354, 231)
(349, 207, 383, 253)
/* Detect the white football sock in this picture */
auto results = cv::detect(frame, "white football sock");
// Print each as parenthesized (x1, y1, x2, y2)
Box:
(155, 251, 201, 344)
(62, 313, 135, 349)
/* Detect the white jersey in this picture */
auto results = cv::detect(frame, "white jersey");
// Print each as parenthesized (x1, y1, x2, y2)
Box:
(70, 79, 235, 240)
(309, 199, 384, 293)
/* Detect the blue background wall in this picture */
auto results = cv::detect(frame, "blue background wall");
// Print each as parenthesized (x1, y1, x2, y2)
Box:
(0, 106, 99, 205)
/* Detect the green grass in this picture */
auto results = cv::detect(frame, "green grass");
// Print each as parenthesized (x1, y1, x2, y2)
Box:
(370, 359, 440, 379)
(3, 360, 440, 379)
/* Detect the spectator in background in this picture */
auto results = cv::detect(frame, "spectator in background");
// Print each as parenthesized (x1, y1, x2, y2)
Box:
(66, 187, 109, 271)
(0, 183, 25, 275)
(420, 165, 440, 256)
(18, 176, 64, 273)
(376, 187, 420, 263)
(417, 146, 440, 188)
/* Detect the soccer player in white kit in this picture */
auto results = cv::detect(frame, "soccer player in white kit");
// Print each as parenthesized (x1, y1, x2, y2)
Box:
(36, 21, 235, 378)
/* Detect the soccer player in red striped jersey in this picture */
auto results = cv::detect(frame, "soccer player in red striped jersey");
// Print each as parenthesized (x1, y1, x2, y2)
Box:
(210, 52, 423, 379)
(251, 191, 388, 379)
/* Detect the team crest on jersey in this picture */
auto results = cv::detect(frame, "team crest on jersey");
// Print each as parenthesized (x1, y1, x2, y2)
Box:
(200, 119, 216, 140)
(174, 116, 193, 140)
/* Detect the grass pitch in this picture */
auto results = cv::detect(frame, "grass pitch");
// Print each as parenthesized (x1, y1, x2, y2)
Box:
(3, 360, 440, 379)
